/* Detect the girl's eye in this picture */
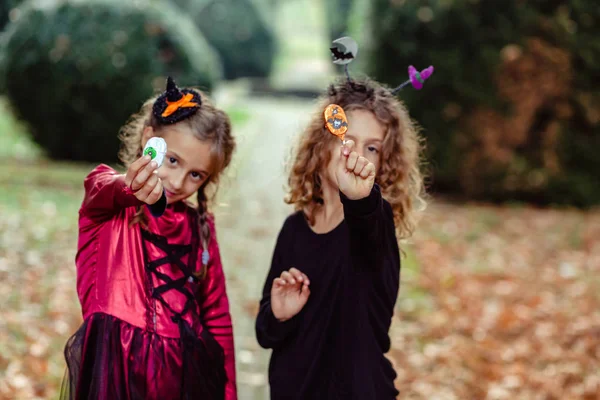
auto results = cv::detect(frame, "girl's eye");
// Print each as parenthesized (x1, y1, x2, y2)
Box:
(169, 157, 177, 164)
(191, 171, 201, 179)
(368, 146, 379, 153)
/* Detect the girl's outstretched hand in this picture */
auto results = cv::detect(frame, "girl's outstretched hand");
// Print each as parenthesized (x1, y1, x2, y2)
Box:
(335, 139, 376, 200)
(124, 155, 164, 205)
(271, 268, 311, 322)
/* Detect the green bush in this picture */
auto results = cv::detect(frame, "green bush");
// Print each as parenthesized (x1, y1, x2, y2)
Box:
(172, 0, 276, 80)
(0, 0, 23, 31)
(368, 0, 600, 207)
(324, 0, 354, 42)
(0, 0, 221, 163)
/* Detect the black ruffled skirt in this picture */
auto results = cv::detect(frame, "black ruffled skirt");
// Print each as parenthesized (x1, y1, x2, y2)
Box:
(60, 313, 226, 400)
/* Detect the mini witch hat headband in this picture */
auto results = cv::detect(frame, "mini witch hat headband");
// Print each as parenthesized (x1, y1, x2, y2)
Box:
(152, 76, 202, 125)
(329, 36, 434, 94)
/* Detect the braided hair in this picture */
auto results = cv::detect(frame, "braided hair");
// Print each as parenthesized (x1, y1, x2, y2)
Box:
(119, 77, 235, 277)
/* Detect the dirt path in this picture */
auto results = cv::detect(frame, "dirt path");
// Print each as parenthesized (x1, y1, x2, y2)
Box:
(212, 94, 315, 399)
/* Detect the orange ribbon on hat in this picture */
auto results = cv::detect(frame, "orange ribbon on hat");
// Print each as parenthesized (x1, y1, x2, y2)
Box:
(162, 93, 198, 117)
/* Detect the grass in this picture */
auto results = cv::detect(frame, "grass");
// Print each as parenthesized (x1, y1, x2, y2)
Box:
(0, 98, 42, 161)
(0, 97, 92, 217)
(0, 161, 90, 188)
(396, 247, 436, 315)
(224, 106, 252, 127)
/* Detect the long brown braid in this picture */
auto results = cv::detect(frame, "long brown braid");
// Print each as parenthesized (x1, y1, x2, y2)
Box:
(191, 183, 211, 279)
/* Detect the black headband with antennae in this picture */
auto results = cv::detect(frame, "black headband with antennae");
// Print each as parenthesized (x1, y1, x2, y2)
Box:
(329, 36, 434, 94)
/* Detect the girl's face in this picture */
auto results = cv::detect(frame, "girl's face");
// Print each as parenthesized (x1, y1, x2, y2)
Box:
(142, 124, 212, 205)
(323, 109, 386, 190)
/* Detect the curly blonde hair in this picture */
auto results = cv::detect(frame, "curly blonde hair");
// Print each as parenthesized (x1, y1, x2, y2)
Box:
(285, 77, 427, 240)
(118, 88, 235, 276)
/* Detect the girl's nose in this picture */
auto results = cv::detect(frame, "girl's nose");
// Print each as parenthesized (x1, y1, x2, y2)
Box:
(171, 172, 185, 190)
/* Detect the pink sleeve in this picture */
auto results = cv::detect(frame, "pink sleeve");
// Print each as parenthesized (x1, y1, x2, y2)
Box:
(80, 164, 141, 220)
(200, 216, 237, 399)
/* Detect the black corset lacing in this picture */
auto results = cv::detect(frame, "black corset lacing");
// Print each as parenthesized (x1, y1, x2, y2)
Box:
(140, 211, 227, 400)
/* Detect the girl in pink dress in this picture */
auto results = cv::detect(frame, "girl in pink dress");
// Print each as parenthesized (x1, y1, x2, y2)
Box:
(61, 77, 237, 400)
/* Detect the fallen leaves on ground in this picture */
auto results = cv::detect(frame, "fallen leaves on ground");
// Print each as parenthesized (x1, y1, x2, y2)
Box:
(390, 201, 600, 399)
(1, 192, 599, 399)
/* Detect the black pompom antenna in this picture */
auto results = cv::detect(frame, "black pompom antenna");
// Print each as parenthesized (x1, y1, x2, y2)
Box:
(328, 37, 435, 96)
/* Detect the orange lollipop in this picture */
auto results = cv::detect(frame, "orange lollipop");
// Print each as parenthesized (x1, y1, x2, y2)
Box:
(324, 104, 348, 143)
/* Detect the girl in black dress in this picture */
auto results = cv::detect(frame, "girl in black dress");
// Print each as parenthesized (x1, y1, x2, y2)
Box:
(255, 73, 428, 399)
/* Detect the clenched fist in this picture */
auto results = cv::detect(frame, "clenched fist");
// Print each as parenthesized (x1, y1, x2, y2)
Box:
(335, 139, 376, 200)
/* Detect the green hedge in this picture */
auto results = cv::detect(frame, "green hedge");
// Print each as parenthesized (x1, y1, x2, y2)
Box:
(324, 0, 354, 42)
(0, 0, 221, 163)
(173, 0, 276, 80)
(0, 0, 23, 32)
(368, 0, 600, 207)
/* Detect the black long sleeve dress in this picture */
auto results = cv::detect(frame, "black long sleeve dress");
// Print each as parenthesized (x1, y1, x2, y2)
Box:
(256, 184, 401, 399)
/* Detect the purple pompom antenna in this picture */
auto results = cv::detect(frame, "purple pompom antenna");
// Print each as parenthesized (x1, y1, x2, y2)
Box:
(391, 65, 435, 94)
(409, 65, 434, 89)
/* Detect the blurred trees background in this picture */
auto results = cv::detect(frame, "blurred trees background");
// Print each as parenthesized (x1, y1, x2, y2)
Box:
(0, 0, 221, 162)
(1, 0, 599, 205)
(368, 0, 600, 207)
(171, 0, 276, 80)
(0, 1, 23, 31)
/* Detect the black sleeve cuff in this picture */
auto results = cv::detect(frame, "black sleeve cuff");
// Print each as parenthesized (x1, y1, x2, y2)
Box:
(264, 305, 300, 336)
(256, 301, 301, 348)
(146, 190, 167, 217)
(339, 184, 381, 216)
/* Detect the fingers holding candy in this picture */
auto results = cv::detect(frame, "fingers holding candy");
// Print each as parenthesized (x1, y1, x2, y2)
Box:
(359, 161, 376, 179)
(124, 155, 164, 205)
(125, 154, 151, 187)
(136, 170, 159, 197)
(345, 148, 360, 171)
(136, 172, 163, 204)
(353, 155, 369, 176)
(339, 140, 375, 179)
(123, 137, 168, 205)
(131, 159, 158, 191)
(335, 139, 376, 200)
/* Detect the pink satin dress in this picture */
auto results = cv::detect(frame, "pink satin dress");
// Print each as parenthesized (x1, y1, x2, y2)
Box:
(61, 164, 237, 400)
